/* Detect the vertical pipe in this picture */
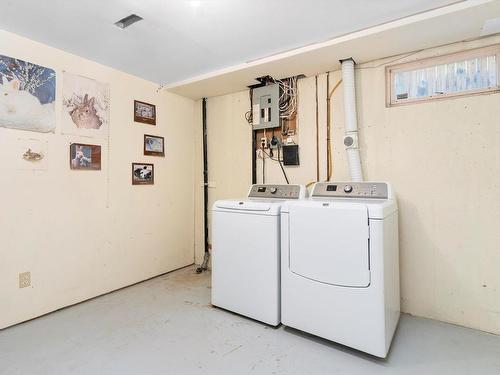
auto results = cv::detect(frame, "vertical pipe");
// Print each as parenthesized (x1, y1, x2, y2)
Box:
(197, 97, 210, 273)
(327, 78, 342, 181)
(202, 97, 209, 256)
(315, 76, 320, 182)
(341, 58, 363, 182)
(252, 131, 257, 184)
(251, 89, 257, 184)
(326, 72, 330, 180)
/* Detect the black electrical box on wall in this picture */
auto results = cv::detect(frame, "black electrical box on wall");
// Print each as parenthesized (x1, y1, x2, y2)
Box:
(282, 145, 299, 166)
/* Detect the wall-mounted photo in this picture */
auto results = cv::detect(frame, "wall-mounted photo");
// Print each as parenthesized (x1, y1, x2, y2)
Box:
(0, 54, 56, 133)
(144, 134, 164, 156)
(132, 163, 154, 185)
(70, 143, 101, 170)
(134, 100, 156, 125)
(62, 72, 110, 139)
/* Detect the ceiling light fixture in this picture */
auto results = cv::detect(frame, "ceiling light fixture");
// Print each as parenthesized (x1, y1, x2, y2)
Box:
(114, 14, 143, 29)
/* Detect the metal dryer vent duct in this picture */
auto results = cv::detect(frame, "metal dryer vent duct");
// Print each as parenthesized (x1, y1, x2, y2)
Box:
(341, 58, 364, 182)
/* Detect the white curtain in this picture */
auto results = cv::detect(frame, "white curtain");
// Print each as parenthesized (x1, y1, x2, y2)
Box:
(394, 55, 498, 101)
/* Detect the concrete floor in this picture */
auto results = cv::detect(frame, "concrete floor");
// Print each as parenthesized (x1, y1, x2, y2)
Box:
(1, 266, 500, 375)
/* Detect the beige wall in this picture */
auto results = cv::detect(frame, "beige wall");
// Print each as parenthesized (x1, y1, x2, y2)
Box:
(198, 35, 500, 335)
(0, 30, 196, 329)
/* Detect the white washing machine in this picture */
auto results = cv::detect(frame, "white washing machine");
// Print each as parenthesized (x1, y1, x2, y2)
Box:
(281, 182, 400, 357)
(212, 184, 306, 326)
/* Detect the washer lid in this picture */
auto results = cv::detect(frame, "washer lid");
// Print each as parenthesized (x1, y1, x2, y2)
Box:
(288, 201, 370, 288)
(213, 200, 281, 215)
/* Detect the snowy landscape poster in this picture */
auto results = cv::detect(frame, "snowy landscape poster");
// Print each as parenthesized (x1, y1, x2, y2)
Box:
(62, 72, 110, 139)
(0, 54, 56, 133)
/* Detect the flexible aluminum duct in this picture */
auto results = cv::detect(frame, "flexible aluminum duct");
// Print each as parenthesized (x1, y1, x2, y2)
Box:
(341, 59, 363, 182)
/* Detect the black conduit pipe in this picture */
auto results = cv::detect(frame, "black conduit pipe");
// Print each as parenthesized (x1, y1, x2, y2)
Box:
(196, 98, 210, 274)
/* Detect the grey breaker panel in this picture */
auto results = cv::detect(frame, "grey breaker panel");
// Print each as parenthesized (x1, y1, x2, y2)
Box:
(312, 182, 388, 199)
(248, 184, 302, 199)
(252, 84, 280, 130)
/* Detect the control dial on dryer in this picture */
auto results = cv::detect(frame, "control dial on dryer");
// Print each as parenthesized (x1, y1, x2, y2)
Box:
(343, 185, 353, 193)
(270, 187, 278, 194)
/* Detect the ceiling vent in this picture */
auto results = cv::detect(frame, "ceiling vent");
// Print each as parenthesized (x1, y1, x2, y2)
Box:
(114, 14, 143, 29)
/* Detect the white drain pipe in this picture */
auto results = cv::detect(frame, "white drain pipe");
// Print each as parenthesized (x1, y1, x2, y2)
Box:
(341, 58, 364, 182)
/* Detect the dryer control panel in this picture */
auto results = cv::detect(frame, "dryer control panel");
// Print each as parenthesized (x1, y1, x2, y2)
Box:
(248, 184, 303, 199)
(312, 182, 388, 199)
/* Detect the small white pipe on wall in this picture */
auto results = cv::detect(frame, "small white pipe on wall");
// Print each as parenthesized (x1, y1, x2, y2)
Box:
(341, 58, 364, 182)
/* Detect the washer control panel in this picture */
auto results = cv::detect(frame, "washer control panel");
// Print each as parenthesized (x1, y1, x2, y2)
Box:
(248, 184, 303, 199)
(312, 182, 388, 199)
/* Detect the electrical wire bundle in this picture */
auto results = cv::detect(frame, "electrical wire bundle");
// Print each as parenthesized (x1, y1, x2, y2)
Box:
(260, 144, 289, 184)
(273, 76, 298, 121)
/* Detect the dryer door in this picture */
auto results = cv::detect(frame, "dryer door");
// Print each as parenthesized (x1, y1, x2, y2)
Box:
(288, 202, 370, 287)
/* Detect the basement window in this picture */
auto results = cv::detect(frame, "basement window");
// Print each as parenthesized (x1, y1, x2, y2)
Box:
(386, 45, 500, 106)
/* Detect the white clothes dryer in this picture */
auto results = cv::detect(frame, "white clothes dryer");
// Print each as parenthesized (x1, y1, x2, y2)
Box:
(281, 182, 399, 357)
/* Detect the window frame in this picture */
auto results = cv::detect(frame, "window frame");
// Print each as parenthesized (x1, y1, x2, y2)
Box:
(386, 44, 500, 107)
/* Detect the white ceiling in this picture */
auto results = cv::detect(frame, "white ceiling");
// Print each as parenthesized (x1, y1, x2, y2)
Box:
(168, 0, 500, 99)
(0, 0, 461, 85)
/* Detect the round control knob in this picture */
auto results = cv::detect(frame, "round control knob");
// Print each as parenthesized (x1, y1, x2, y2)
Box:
(270, 187, 278, 194)
(343, 185, 353, 193)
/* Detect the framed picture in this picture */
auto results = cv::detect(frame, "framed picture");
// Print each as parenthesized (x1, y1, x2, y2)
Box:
(62, 72, 110, 139)
(132, 163, 154, 185)
(144, 134, 165, 156)
(134, 100, 156, 125)
(70, 143, 101, 170)
(0, 54, 56, 133)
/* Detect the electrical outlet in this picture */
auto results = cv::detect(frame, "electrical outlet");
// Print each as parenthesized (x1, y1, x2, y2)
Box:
(19, 272, 31, 288)
(260, 137, 268, 149)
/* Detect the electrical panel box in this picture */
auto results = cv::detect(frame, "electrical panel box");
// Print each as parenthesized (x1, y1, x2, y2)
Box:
(252, 84, 280, 130)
